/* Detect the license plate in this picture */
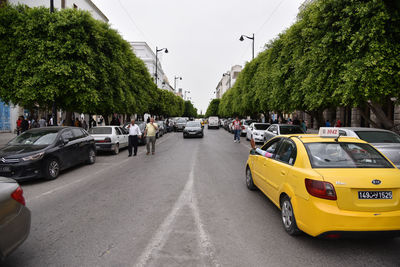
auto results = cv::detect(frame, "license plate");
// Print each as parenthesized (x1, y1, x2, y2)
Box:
(189, 132, 196, 135)
(0, 166, 11, 172)
(358, 191, 392, 199)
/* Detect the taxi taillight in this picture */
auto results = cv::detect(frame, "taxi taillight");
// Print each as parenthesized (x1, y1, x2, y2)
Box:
(305, 179, 337, 200)
(11, 186, 26, 206)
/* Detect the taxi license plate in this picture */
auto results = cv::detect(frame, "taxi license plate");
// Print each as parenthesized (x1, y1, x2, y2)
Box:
(358, 191, 392, 199)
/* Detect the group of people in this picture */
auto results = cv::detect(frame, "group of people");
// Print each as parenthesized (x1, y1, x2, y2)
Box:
(16, 116, 49, 135)
(325, 119, 342, 127)
(126, 117, 159, 156)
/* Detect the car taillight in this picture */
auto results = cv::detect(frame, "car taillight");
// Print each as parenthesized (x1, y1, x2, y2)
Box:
(11, 186, 26, 206)
(96, 137, 111, 143)
(242, 126, 245, 129)
(305, 178, 337, 200)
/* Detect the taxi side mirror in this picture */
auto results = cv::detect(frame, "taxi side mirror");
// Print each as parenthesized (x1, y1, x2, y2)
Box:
(250, 149, 256, 155)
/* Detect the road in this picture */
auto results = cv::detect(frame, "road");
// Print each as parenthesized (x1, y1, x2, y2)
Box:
(3, 129, 400, 266)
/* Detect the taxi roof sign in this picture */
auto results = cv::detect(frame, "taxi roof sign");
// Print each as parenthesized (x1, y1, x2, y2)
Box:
(318, 127, 339, 138)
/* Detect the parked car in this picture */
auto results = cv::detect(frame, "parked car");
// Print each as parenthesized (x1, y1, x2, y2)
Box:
(183, 121, 204, 138)
(246, 123, 271, 143)
(122, 121, 147, 145)
(208, 116, 219, 129)
(0, 127, 96, 181)
(241, 119, 254, 136)
(0, 177, 30, 261)
(88, 126, 128, 155)
(264, 124, 305, 142)
(174, 118, 187, 132)
(338, 127, 400, 168)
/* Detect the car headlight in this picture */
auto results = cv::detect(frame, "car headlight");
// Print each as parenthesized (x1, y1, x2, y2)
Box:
(22, 152, 44, 161)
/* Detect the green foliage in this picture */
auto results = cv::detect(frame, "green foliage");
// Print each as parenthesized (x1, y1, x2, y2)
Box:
(216, 0, 400, 123)
(0, 4, 156, 116)
(149, 89, 185, 117)
(205, 99, 220, 117)
(183, 100, 197, 118)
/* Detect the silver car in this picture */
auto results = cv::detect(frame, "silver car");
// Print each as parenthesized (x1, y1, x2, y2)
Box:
(0, 177, 30, 260)
(264, 124, 305, 142)
(338, 127, 400, 168)
(89, 126, 129, 155)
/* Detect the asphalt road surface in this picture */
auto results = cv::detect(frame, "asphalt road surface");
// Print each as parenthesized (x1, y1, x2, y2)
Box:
(3, 129, 400, 266)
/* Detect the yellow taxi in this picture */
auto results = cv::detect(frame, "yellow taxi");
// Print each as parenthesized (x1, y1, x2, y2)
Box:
(246, 128, 400, 238)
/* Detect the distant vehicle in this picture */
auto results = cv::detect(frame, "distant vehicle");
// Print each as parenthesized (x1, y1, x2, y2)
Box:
(246, 129, 400, 238)
(241, 119, 254, 136)
(246, 123, 270, 143)
(0, 177, 30, 261)
(338, 127, 400, 168)
(208, 116, 219, 129)
(264, 124, 305, 142)
(0, 127, 96, 181)
(174, 118, 187, 132)
(122, 121, 147, 145)
(183, 121, 204, 138)
(89, 126, 128, 155)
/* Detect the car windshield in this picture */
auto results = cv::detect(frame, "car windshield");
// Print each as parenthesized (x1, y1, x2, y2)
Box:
(9, 130, 58, 146)
(186, 121, 201, 127)
(177, 119, 186, 123)
(355, 131, 400, 144)
(254, 124, 270, 130)
(280, 126, 304, 134)
(305, 142, 393, 168)
(89, 127, 112, 134)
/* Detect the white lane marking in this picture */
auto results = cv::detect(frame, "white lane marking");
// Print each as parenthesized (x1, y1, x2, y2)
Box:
(134, 147, 219, 267)
(26, 134, 173, 202)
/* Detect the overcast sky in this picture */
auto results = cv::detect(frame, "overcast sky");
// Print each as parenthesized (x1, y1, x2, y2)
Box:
(92, 0, 304, 114)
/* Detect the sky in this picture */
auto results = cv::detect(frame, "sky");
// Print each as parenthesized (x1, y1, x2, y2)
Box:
(92, 0, 305, 114)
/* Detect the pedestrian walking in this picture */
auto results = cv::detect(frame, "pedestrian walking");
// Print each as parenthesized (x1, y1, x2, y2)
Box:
(127, 119, 141, 157)
(20, 116, 29, 133)
(232, 117, 242, 143)
(325, 120, 331, 127)
(82, 119, 88, 130)
(301, 119, 307, 133)
(16, 116, 22, 135)
(335, 119, 342, 127)
(38, 117, 47, 128)
(144, 117, 158, 155)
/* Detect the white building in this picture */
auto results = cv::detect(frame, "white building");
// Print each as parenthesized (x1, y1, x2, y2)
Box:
(130, 41, 173, 93)
(215, 65, 242, 99)
(0, 0, 107, 132)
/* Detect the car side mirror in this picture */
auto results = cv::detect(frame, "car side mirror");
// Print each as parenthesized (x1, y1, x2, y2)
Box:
(273, 131, 278, 134)
(250, 149, 257, 155)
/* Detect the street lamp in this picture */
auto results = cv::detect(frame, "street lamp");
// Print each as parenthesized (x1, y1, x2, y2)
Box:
(174, 76, 182, 92)
(155, 46, 168, 87)
(223, 72, 231, 89)
(239, 33, 255, 60)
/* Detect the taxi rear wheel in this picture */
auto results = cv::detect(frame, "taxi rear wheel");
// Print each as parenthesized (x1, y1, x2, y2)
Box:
(280, 196, 300, 236)
(246, 167, 256, 191)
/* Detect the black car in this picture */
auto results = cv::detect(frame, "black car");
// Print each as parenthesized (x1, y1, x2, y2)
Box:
(0, 127, 96, 181)
(183, 121, 204, 138)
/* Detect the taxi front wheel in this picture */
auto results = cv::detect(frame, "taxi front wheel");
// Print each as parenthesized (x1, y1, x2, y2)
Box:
(281, 196, 301, 236)
(246, 167, 256, 191)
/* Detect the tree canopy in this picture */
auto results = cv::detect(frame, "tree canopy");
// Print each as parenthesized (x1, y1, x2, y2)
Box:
(205, 99, 220, 117)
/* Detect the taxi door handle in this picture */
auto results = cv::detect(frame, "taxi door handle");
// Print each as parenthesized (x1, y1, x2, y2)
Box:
(281, 170, 286, 175)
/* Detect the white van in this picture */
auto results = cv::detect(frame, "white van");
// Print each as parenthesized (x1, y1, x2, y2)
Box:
(208, 116, 219, 129)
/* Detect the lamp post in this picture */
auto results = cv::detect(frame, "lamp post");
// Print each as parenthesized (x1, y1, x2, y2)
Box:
(50, 0, 57, 125)
(239, 33, 255, 60)
(155, 46, 168, 87)
(223, 72, 231, 89)
(174, 76, 182, 93)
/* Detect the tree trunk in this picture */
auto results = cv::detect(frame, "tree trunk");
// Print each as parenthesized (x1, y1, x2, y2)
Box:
(367, 101, 394, 129)
(64, 111, 73, 126)
(359, 108, 380, 128)
(103, 115, 109, 125)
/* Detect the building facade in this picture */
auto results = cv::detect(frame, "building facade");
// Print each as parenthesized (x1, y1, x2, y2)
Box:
(216, 65, 242, 99)
(0, 0, 107, 132)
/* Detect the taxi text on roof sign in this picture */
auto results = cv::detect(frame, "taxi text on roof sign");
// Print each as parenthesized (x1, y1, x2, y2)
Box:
(318, 127, 339, 138)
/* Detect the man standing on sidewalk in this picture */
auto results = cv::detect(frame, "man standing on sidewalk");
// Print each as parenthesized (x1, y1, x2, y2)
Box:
(127, 119, 141, 157)
(232, 117, 242, 143)
(144, 117, 158, 155)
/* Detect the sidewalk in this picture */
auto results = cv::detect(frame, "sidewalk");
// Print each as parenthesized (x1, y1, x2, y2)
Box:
(0, 132, 16, 147)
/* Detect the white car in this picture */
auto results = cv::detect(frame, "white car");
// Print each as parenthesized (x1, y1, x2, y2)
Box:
(241, 119, 254, 136)
(208, 116, 219, 129)
(88, 126, 129, 155)
(246, 123, 271, 143)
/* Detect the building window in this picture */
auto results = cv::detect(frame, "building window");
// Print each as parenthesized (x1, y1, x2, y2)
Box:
(73, 3, 78, 9)
(61, 0, 66, 9)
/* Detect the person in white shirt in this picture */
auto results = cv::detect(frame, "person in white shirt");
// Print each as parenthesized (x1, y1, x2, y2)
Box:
(127, 119, 142, 156)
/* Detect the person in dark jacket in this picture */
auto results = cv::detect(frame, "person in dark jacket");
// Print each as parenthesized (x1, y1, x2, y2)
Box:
(20, 116, 29, 133)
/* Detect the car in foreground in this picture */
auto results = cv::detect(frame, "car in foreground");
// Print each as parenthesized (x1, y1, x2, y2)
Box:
(0, 127, 96, 181)
(246, 123, 270, 143)
(245, 128, 400, 238)
(89, 126, 128, 155)
(264, 124, 305, 142)
(183, 121, 204, 138)
(338, 127, 400, 168)
(0, 177, 30, 261)
(174, 118, 187, 132)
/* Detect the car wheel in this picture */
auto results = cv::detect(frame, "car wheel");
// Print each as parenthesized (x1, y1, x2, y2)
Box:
(44, 158, 60, 180)
(246, 167, 256, 190)
(281, 196, 301, 236)
(86, 148, 96, 164)
(113, 144, 119, 155)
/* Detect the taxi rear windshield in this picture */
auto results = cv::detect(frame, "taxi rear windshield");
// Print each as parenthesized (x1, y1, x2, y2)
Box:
(305, 142, 393, 168)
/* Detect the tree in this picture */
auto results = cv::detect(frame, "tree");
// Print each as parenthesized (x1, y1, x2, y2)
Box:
(205, 99, 220, 117)
(183, 100, 197, 118)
